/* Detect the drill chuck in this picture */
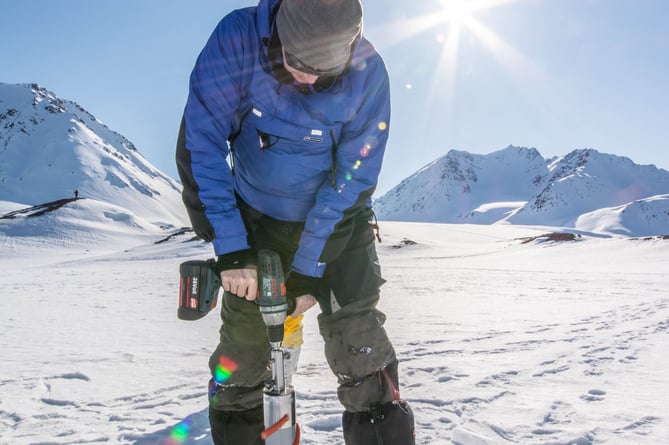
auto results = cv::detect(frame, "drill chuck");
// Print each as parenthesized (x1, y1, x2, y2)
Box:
(260, 304, 288, 346)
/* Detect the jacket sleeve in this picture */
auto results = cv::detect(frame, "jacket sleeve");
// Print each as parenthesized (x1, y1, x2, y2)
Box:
(291, 50, 391, 278)
(178, 14, 252, 255)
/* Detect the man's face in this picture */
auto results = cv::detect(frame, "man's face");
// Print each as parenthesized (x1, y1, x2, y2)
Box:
(281, 48, 319, 85)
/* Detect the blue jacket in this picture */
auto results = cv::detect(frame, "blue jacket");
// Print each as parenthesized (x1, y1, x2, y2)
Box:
(178, 0, 390, 278)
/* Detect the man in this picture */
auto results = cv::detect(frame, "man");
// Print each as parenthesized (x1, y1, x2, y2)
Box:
(176, 0, 415, 443)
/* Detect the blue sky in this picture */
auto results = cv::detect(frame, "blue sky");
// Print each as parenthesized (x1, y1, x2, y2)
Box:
(2, 0, 668, 195)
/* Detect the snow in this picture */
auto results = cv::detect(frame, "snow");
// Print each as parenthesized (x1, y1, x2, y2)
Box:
(2, 81, 669, 444)
(466, 202, 527, 225)
(575, 194, 669, 237)
(1, 222, 667, 444)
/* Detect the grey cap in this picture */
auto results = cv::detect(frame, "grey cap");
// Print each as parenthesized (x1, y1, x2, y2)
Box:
(276, 0, 362, 74)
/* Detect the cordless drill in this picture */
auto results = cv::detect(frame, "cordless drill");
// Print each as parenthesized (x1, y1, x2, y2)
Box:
(178, 251, 300, 443)
(256, 249, 300, 445)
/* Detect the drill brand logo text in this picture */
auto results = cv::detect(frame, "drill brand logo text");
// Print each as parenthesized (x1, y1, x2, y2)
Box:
(189, 276, 199, 308)
(262, 277, 281, 299)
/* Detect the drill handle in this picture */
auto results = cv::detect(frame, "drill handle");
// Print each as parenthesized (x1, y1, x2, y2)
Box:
(256, 250, 287, 306)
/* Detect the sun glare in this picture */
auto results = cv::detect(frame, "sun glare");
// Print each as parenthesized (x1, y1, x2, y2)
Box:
(368, 0, 546, 144)
(438, 0, 475, 24)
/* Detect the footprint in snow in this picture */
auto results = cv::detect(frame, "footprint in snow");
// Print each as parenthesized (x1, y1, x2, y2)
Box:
(580, 389, 606, 402)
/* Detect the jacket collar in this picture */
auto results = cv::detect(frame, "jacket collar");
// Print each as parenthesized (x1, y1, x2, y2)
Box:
(256, 0, 280, 58)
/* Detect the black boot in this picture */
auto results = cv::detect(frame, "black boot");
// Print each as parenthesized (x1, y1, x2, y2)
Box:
(343, 400, 415, 445)
(209, 406, 265, 445)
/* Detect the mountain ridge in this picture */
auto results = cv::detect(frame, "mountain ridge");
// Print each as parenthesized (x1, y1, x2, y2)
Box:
(2, 82, 667, 246)
(1, 82, 185, 223)
(0, 82, 188, 250)
(375, 145, 669, 236)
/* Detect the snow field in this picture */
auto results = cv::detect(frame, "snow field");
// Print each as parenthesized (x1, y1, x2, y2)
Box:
(0, 222, 667, 444)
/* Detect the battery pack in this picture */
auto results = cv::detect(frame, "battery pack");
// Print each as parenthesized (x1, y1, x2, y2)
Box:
(178, 259, 221, 320)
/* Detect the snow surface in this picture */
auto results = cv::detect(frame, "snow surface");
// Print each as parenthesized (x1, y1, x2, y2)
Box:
(1, 222, 668, 445)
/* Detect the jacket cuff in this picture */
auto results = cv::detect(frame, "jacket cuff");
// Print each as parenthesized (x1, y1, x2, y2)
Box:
(215, 248, 257, 273)
(291, 250, 327, 278)
(285, 271, 321, 300)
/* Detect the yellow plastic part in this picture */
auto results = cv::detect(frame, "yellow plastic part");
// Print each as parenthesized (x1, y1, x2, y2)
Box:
(283, 314, 304, 348)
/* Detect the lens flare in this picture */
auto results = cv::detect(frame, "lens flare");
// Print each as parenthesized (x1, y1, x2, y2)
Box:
(214, 356, 239, 384)
(165, 417, 192, 445)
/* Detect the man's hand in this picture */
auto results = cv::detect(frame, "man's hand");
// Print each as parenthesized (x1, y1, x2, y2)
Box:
(292, 294, 317, 317)
(285, 271, 320, 316)
(221, 267, 258, 301)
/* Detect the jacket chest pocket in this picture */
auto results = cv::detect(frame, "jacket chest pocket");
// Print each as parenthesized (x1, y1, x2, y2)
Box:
(245, 107, 332, 151)
(232, 106, 340, 194)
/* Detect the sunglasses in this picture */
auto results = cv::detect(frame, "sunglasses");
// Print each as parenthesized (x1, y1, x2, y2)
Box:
(283, 50, 346, 77)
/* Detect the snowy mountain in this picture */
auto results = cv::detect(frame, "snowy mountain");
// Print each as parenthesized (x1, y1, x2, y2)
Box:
(3, 81, 667, 249)
(374, 145, 669, 236)
(0, 82, 188, 248)
(575, 194, 669, 237)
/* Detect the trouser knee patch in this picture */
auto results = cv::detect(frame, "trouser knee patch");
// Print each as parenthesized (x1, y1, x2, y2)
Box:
(319, 300, 397, 411)
(208, 341, 269, 411)
(209, 381, 265, 412)
(320, 307, 396, 382)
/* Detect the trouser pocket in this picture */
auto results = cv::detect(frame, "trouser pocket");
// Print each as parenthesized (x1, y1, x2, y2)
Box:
(321, 222, 386, 314)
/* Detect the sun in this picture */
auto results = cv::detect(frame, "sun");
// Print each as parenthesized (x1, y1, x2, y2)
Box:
(368, 0, 520, 60)
(437, 0, 476, 25)
(366, 0, 545, 157)
(366, 0, 544, 111)
(368, 0, 543, 98)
